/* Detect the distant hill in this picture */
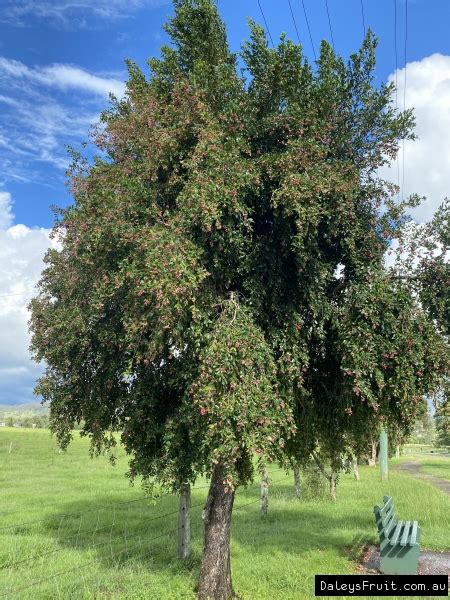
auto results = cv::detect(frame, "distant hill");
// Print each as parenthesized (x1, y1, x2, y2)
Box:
(0, 403, 49, 418)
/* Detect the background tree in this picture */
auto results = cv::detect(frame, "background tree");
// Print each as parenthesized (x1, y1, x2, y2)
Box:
(434, 396, 450, 448)
(29, 1, 448, 598)
(396, 199, 449, 336)
(297, 270, 446, 495)
(392, 199, 449, 450)
(408, 401, 435, 445)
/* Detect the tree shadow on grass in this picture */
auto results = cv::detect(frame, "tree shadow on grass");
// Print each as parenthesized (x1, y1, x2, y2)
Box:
(2, 491, 205, 598)
(231, 484, 374, 558)
(32, 483, 375, 577)
(1, 480, 382, 600)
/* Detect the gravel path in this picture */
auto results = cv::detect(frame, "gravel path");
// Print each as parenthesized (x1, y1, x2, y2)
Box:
(362, 546, 450, 577)
(395, 461, 450, 497)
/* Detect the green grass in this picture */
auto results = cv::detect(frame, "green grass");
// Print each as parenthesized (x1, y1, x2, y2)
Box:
(419, 458, 450, 481)
(402, 443, 450, 456)
(397, 452, 450, 482)
(1, 428, 449, 599)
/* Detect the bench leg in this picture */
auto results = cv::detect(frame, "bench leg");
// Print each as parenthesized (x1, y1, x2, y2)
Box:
(380, 544, 420, 575)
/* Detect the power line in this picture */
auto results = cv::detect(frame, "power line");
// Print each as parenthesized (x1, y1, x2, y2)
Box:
(394, 0, 398, 103)
(325, 0, 335, 51)
(300, 0, 316, 61)
(394, 0, 400, 201)
(288, 0, 301, 44)
(402, 0, 408, 201)
(257, 0, 275, 48)
(360, 0, 366, 37)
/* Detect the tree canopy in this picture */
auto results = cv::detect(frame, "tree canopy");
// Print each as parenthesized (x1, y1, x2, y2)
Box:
(29, 1, 448, 597)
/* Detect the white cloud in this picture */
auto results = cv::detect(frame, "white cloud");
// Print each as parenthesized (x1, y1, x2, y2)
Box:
(381, 54, 450, 223)
(0, 0, 169, 28)
(41, 64, 125, 97)
(0, 58, 125, 98)
(0, 192, 57, 404)
(0, 57, 122, 184)
(0, 191, 14, 229)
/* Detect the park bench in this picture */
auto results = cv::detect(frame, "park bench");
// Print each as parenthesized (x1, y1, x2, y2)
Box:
(373, 495, 421, 575)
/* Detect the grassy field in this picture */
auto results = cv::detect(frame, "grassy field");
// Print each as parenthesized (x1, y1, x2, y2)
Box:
(1, 428, 449, 600)
(418, 457, 450, 481)
(397, 450, 450, 482)
(402, 444, 450, 456)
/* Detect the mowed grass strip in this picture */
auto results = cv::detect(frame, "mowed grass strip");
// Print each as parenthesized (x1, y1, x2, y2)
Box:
(414, 456, 450, 482)
(1, 428, 449, 599)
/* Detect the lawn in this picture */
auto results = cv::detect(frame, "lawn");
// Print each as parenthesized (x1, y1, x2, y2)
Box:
(419, 457, 450, 482)
(397, 451, 450, 482)
(1, 428, 449, 599)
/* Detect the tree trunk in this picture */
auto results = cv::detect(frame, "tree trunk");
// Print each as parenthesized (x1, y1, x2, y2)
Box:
(368, 439, 377, 466)
(178, 483, 191, 559)
(396, 445, 400, 459)
(197, 465, 235, 600)
(293, 461, 301, 499)
(352, 458, 360, 481)
(260, 468, 269, 514)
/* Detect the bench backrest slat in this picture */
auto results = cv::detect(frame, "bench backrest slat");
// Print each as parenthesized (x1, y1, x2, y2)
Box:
(381, 509, 395, 528)
(374, 496, 396, 537)
(379, 496, 393, 514)
(384, 514, 396, 537)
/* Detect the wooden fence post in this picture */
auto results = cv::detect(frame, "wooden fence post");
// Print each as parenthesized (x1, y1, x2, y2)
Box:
(260, 469, 269, 515)
(178, 483, 191, 559)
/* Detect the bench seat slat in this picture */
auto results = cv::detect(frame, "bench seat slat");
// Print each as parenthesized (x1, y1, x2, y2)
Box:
(400, 520, 411, 546)
(409, 521, 419, 546)
(390, 520, 404, 545)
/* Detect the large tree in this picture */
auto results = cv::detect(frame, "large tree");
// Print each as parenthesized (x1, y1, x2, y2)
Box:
(29, 1, 448, 598)
(391, 200, 449, 450)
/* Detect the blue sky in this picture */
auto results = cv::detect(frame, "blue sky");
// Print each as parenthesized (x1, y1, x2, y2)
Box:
(1, 0, 450, 404)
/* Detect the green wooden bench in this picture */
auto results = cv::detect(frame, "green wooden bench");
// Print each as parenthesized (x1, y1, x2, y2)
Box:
(373, 495, 421, 575)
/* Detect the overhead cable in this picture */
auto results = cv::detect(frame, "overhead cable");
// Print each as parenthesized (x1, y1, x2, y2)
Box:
(300, 0, 317, 61)
(325, 0, 335, 50)
(288, 0, 301, 44)
(257, 0, 275, 47)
